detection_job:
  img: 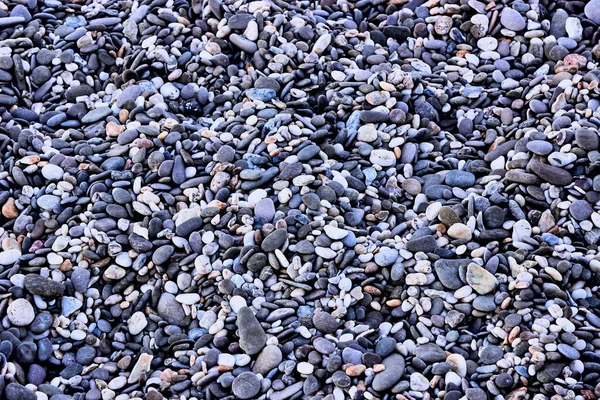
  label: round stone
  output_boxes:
[312,311,338,334]
[42,164,64,180]
[232,372,260,399]
[7,299,35,326]
[569,200,593,221]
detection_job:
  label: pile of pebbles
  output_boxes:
[2,0,600,399]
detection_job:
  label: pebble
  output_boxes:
[128,312,148,335]
[372,354,405,391]
[157,293,185,325]
[232,372,260,399]
[500,8,526,31]
[7,299,35,326]
[312,311,338,334]
[253,345,282,375]
[585,0,600,24]
[5,384,37,400]
[0,249,21,265]
[466,264,497,295]
[237,307,267,355]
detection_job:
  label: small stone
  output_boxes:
[42,164,64,180]
[415,343,446,363]
[128,311,148,335]
[312,33,331,54]
[255,198,276,221]
[473,295,497,312]
[261,229,288,252]
[232,372,261,399]
[314,337,336,354]
[370,150,396,167]
[253,345,282,375]
[297,362,314,374]
[585,0,600,24]
[313,311,338,334]
[445,170,475,188]
[500,8,526,31]
[406,235,438,252]
[374,247,399,266]
[570,200,593,221]
[152,245,174,265]
[357,125,378,142]
[496,373,513,388]
[466,264,497,294]
[448,223,472,240]
[157,293,186,325]
[365,91,390,106]
[246,88,276,101]
[81,107,112,123]
[410,372,430,391]
[62,296,83,317]
[0,249,21,265]
[128,354,153,384]
[298,144,320,161]
[565,17,583,40]
[324,225,348,240]
[71,268,90,292]
[176,293,200,305]
[435,16,453,35]
[7,298,35,326]
[576,129,599,150]
[230,295,247,313]
[479,345,503,364]
[438,207,461,226]
[483,206,505,229]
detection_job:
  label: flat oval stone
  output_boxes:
[372,354,405,391]
[526,140,553,155]
[530,161,573,186]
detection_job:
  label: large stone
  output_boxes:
[415,343,446,363]
[261,229,288,252]
[237,306,267,355]
[434,259,468,289]
[0,249,21,265]
[232,372,261,399]
[530,161,573,186]
[157,293,186,325]
[24,274,65,298]
[370,150,396,167]
[372,354,405,391]
[5,383,37,400]
[253,345,282,375]
[312,311,338,334]
[7,298,35,326]
[500,8,526,31]
[466,264,497,295]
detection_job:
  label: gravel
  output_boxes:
[0,0,600,399]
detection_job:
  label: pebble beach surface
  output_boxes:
[1,0,600,400]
